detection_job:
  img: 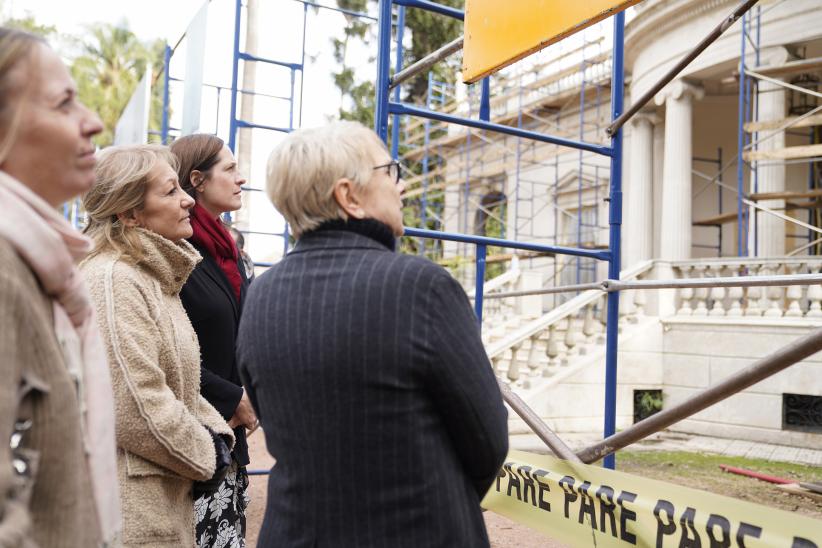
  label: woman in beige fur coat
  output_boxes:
[81,144,235,548]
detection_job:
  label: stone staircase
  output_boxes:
[475,256,822,446]
[480,260,655,392]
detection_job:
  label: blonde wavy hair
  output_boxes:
[83,144,179,261]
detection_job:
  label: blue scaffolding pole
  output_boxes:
[736,6,761,257]
[374,0,626,469]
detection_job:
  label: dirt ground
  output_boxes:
[243,432,819,547]
[617,450,822,520]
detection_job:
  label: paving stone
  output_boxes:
[769,445,801,463]
[744,444,776,461]
[723,439,756,457]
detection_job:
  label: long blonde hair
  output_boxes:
[83,144,179,261]
[0,27,45,165]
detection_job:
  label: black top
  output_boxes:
[237,222,509,547]
[181,240,250,466]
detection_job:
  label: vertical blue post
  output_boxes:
[421,71,432,254]
[289,69,296,130]
[161,44,171,144]
[390,6,406,158]
[298,2,308,127]
[603,11,625,471]
[374,0,393,141]
[718,147,723,256]
[474,244,486,328]
[283,224,290,255]
[227,0,242,153]
[514,76,523,240]
[576,53,587,286]
[736,12,748,257]
[479,77,490,121]
[215,87,222,133]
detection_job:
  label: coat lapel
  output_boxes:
[194,242,241,320]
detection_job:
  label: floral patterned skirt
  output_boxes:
[194,460,250,548]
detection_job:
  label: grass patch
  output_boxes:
[616,450,822,519]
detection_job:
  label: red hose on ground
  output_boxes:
[719,464,794,484]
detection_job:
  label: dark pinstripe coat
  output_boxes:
[237,225,508,547]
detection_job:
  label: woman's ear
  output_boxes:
[117,210,140,228]
[190,170,205,192]
[332,177,365,219]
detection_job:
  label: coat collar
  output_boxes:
[189,239,245,317]
[290,228,394,256]
[135,228,201,295]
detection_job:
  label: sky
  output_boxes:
[5,0,377,261]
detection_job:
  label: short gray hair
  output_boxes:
[265,120,387,238]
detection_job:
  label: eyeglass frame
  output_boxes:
[372,160,403,185]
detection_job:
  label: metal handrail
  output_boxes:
[576,326,822,463]
[485,272,822,300]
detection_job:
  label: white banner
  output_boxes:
[113,64,152,146]
[181,0,209,135]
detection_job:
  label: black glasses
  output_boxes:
[373,160,402,185]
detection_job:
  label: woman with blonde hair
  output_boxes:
[81,144,235,547]
[0,27,119,547]
[237,121,508,547]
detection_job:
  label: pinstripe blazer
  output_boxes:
[237,225,508,547]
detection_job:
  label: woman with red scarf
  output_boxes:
[171,134,256,548]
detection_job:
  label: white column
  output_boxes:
[655,80,704,261]
[756,47,790,257]
[625,112,658,267]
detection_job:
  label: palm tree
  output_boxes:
[71,24,163,147]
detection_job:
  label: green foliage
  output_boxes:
[70,24,165,147]
[402,0,464,101]
[483,202,507,280]
[330,0,374,127]
[1,9,56,38]
[635,390,663,423]
[331,2,464,262]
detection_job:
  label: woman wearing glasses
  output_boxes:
[237,121,508,547]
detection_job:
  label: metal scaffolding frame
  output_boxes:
[374,0,628,470]
[157,0,375,261]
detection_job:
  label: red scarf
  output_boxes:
[190,203,242,301]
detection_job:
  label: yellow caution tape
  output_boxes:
[482,450,821,547]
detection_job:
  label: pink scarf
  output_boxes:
[0,171,120,544]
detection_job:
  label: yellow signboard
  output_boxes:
[482,450,822,547]
[462,0,641,83]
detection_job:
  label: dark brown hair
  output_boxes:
[0,27,46,164]
[169,133,224,198]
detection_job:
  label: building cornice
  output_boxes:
[626,0,735,62]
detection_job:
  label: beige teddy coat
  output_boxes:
[82,229,234,548]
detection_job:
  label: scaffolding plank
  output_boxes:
[693,211,739,226]
[462,0,640,83]
[744,113,822,133]
[750,189,822,201]
[743,143,822,162]
[693,201,822,227]
[749,56,822,79]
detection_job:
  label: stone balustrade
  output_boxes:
[479,256,822,391]
[671,258,822,319]
[485,260,655,386]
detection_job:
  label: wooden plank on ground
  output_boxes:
[776,483,822,502]
[743,143,822,162]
